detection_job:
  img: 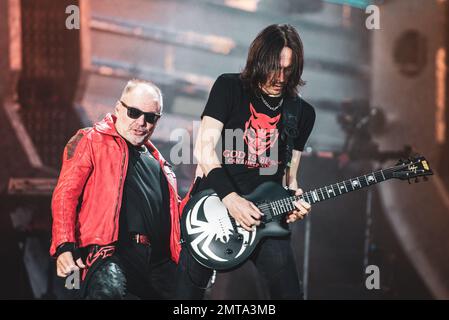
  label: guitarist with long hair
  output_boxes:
[175,24,316,299]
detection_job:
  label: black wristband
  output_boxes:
[207,167,236,200]
[55,242,76,257]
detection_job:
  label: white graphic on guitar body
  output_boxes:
[185,193,256,262]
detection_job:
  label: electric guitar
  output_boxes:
[181,156,433,271]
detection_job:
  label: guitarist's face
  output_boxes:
[260,46,293,96]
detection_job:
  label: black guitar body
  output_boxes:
[181,181,290,270]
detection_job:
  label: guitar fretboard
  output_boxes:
[265,168,393,218]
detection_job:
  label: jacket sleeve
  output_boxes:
[50,129,93,256]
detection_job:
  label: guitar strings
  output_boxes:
[255,168,395,212]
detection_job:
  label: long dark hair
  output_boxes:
[241,24,305,97]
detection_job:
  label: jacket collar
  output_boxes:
[94,113,120,137]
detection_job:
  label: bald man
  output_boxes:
[50,79,181,299]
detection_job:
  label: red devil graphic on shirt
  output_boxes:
[243,104,281,156]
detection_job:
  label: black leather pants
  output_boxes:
[81,242,176,300]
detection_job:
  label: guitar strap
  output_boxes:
[281,95,301,187]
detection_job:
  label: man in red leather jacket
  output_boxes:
[50,79,181,299]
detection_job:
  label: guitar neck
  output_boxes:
[268,168,394,217]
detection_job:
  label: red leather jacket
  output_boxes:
[50,114,181,262]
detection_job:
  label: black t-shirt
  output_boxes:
[199,73,315,195]
[119,143,171,260]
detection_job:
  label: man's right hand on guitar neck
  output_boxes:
[222,192,262,232]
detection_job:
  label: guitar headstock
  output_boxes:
[389,156,433,182]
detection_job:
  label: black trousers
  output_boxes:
[81,241,176,300]
[174,236,303,300]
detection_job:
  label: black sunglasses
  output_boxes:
[119,100,161,124]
